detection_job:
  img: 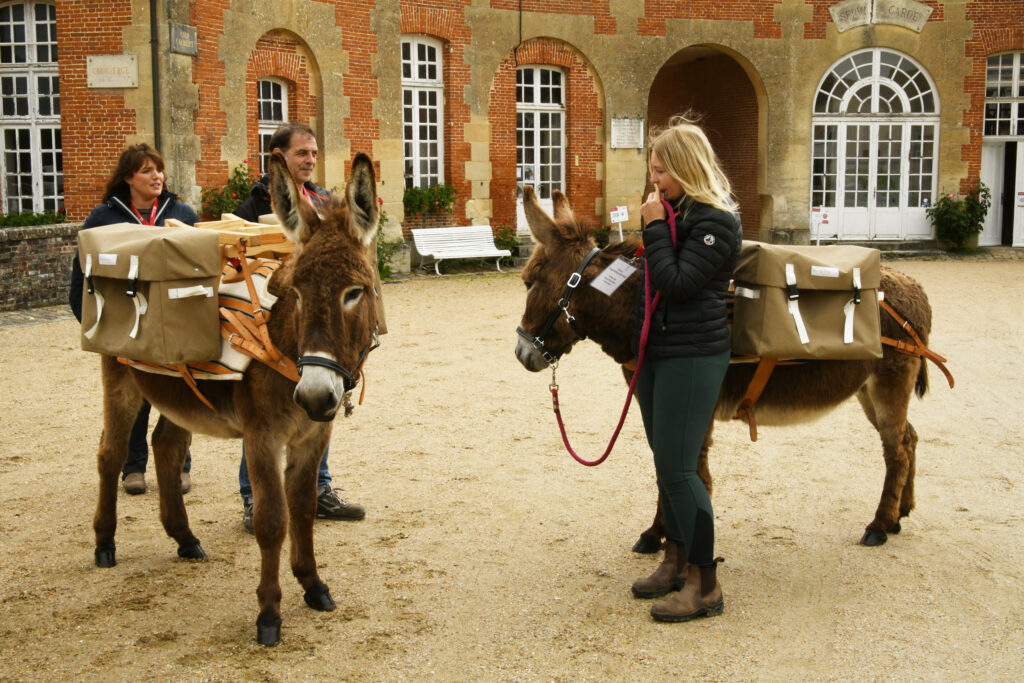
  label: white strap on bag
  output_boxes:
[167,285,214,299]
[843,267,862,344]
[786,263,810,344]
[128,254,148,339]
[82,253,104,340]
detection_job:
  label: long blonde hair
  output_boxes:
[649,113,737,214]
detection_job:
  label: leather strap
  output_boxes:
[170,363,217,412]
[879,299,954,389]
[733,356,778,442]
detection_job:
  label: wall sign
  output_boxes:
[610,118,644,149]
[86,55,138,89]
[170,24,198,56]
[830,0,932,33]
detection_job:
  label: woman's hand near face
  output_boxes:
[641,185,666,225]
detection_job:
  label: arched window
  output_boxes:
[257,78,287,174]
[0,1,60,214]
[401,35,443,189]
[810,49,938,240]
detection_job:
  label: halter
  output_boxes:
[296,328,381,393]
[516,247,601,367]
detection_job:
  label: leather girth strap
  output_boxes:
[879,299,954,389]
[733,356,778,442]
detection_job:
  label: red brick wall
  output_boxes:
[489,0,616,35]
[963,2,1024,191]
[489,39,604,232]
[648,54,761,239]
[638,0,781,39]
[401,2,473,225]
[55,0,137,221]
[191,0,231,194]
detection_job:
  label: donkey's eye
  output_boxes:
[341,286,365,310]
[524,281,533,291]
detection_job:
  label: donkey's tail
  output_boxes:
[915,356,929,399]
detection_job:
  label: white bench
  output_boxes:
[410,225,512,275]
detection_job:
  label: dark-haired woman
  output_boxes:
[69,144,199,495]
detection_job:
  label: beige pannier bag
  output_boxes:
[77,223,222,364]
[731,241,882,360]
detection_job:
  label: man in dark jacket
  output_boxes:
[69,144,198,495]
[232,123,367,533]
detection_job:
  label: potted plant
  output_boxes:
[926,181,991,253]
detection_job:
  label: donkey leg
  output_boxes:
[246,434,288,646]
[856,362,918,546]
[286,432,335,612]
[94,356,143,568]
[151,416,204,560]
[893,421,919,533]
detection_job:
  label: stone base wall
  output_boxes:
[0,224,80,312]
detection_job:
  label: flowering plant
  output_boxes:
[201,161,260,220]
[925,181,991,253]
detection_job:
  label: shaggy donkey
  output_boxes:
[514,186,934,551]
[91,151,380,646]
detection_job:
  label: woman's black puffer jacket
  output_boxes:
[630,198,742,359]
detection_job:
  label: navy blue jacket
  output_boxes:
[68,190,200,321]
[232,174,329,222]
[631,198,742,358]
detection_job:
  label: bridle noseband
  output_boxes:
[517,247,601,367]
[296,328,381,393]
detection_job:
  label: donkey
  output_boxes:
[91,151,380,646]
[514,186,934,551]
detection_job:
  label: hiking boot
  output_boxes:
[242,499,254,534]
[123,472,147,495]
[316,486,366,520]
[631,540,687,598]
[180,471,192,494]
[650,559,724,623]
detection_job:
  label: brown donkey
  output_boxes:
[514,186,934,551]
[91,151,380,646]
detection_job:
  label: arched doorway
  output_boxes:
[648,46,763,239]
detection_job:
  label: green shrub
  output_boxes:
[375,210,405,280]
[926,181,991,253]
[0,210,67,227]
[403,183,456,217]
[201,162,260,219]
[493,225,519,267]
[591,225,610,248]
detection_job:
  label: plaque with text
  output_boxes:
[830,0,870,31]
[610,118,644,149]
[873,0,932,32]
[87,55,138,89]
[170,24,198,56]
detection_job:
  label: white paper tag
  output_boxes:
[810,265,840,278]
[98,253,118,266]
[590,256,638,296]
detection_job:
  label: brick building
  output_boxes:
[4,0,1024,258]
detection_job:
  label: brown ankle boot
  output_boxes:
[631,540,687,598]
[650,558,724,622]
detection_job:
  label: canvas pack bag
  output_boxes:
[731,241,882,360]
[77,223,222,364]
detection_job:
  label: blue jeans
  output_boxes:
[122,400,192,478]
[238,445,331,503]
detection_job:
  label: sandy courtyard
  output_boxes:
[0,258,1022,681]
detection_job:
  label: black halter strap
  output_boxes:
[516,247,601,366]
[296,328,381,391]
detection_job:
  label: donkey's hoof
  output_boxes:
[304,580,336,611]
[859,528,888,546]
[632,535,662,555]
[256,613,282,647]
[177,542,206,560]
[95,546,116,568]
[889,522,902,535]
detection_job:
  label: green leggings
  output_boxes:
[635,351,730,566]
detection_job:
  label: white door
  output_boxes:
[872,124,903,239]
[1015,143,1024,247]
[837,124,871,239]
[836,123,905,240]
[979,141,1004,246]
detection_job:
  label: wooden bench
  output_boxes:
[410,225,512,274]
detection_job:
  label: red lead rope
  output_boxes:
[551,199,676,466]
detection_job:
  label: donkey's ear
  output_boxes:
[346,153,378,247]
[269,151,320,246]
[551,190,575,225]
[522,184,558,247]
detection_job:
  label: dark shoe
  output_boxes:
[316,486,365,520]
[632,540,687,598]
[180,471,192,494]
[242,499,254,534]
[123,472,147,495]
[650,559,724,623]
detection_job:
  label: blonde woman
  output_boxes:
[629,115,742,622]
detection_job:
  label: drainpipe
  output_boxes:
[150,0,162,150]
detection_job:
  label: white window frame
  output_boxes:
[257,78,288,174]
[0,0,60,215]
[515,65,565,234]
[984,52,1024,138]
[401,35,444,189]
[810,48,939,240]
